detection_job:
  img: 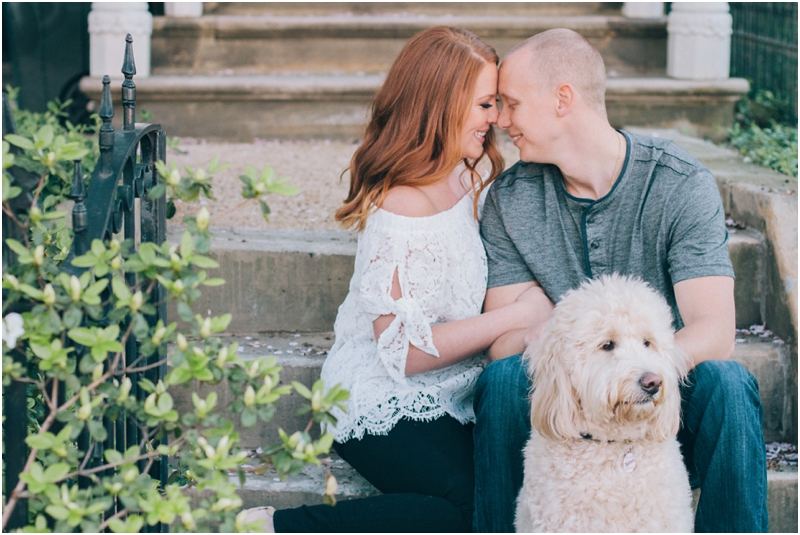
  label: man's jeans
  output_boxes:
[473,355,769,532]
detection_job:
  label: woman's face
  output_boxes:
[460,62,499,160]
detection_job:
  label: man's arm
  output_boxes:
[673,275,736,366]
[484,282,554,361]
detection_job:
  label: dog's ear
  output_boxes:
[527,333,584,440]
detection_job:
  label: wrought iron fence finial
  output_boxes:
[122,34,137,132]
[70,160,88,255]
[99,75,115,173]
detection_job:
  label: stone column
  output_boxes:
[164,2,203,17]
[667,2,732,80]
[89,2,153,79]
[622,2,664,18]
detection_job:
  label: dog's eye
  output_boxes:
[601,341,615,351]
[643,340,651,348]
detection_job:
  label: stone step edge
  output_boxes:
[153,14,666,39]
[232,460,797,499]
[230,461,797,532]
[167,224,761,257]
[80,74,749,101]
[194,330,782,363]
[208,2,624,17]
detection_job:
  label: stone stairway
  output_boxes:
[80,2,747,141]
[166,129,797,532]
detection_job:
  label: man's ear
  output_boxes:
[555,83,574,117]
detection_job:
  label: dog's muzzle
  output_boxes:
[639,373,662,397]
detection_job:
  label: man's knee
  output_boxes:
[690,360,760,403]
[474,355,531,421]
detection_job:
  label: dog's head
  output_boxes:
[525,274,691,442]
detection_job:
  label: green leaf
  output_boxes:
[269,183,301,197]
[104,449,123,464]
[148,183,167,200]
[4,239,29,257]
[36,124,55,146]
[165,366,192,386]
[26,433,56,450]
[87,419,108,442]
[63,306,83,330]
[292,381,312,399]
[67,327,97,347]
[4,134,34,150]
[241,407,257,428]
[190,255,218,269]
[45,504,70,521]
[259,200,271,221]
[42,462,70,483]
[180,230,193,258]
[111,277,131,301]
[177,301,193,323]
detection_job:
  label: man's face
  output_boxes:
[497,51,557,163]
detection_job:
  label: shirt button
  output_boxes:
[590,240,600,250]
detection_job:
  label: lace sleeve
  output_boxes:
[358,227,440,385]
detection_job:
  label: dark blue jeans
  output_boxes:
[472,355,769,532]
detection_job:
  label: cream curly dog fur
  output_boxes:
[515,275,694,532]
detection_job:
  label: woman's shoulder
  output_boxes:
[379,186,439,218]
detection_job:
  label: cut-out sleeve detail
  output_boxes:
[320,193,488,442]
[358,236,440,384]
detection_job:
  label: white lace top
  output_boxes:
[321,191,488,442]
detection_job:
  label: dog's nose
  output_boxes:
[639,373,662,395]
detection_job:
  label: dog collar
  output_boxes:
[580,434,636,472]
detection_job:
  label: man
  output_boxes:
[474,29,768,532]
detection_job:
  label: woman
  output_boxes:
[247,26,551,532]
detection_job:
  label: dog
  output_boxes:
[515,274,694,532]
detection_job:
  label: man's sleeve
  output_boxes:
[666,169,735,284]
[480,184,535,288]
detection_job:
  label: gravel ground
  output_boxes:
[166,137,521,232]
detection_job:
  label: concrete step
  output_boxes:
[151,14,665,76]
[229,452,797,533]
[207,2,622,17]
[79,73,748,141]
[170,332,793,448]
[165,225,765,335]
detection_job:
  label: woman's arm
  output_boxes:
[373,270,552,376]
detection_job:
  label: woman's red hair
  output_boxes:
[335,26,504,231]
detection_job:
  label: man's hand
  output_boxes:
[674,275,736,367]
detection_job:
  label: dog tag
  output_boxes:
[623,450,636,473]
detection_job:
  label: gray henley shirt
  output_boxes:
[480,131,734,330]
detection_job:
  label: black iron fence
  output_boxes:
[2,35,168,531]
[730,2,798,122]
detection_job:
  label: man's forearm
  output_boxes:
[487,328,527,361]
[675,319,735,368]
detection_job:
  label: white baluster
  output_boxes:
[667,2,732,80]
[89,2,152,79]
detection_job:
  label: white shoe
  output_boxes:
[243,506,276,533]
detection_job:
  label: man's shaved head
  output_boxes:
[505,29,607,114]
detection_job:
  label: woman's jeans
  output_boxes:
[472,355,769,532]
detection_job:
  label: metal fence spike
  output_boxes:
[122,35,137,131]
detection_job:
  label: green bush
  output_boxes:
[728,90,798,179]
[2,91,346,532]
